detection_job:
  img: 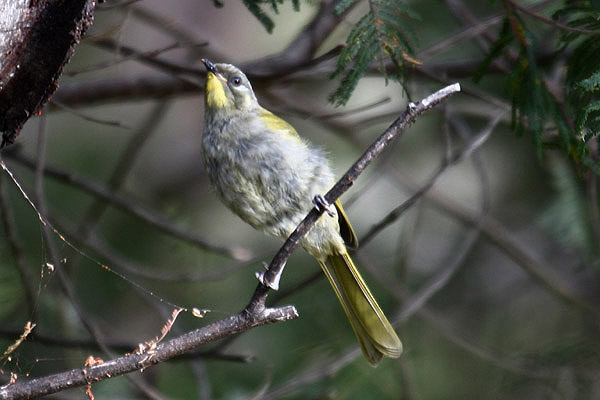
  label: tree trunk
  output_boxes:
[0,0,96,147]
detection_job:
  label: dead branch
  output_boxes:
[0,83,460,400]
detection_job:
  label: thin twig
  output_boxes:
[3,151,247,260]
[397,109,493,321]
[261,349,360,400]
[50,99,130,128]
[74,101,169,237]
[92,38,205,78]
[361,110,503,246]
[245,1,353,76]
[66,42,205,76]
[0,305,298,400]
[421,0,504,60]
[53,219,262,282]
[0,84,460,400]
[505,0,600,35]
[53,74,199,107]
[393,169,600,321]
[256,83,461,291]
[129,4,204,49]
[32,114,166,400]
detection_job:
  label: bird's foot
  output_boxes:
[313,194,335,217]
[255,261,284,290]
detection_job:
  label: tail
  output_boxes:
[319,253,402,365]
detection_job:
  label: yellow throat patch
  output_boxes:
[206,72,229,109]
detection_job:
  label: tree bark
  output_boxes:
[0,0,96,147]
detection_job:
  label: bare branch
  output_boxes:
[90,37,205,77]
[3,151,247,260]
[258,83,461,290]
[504,0,600,35]
[0,305,298,400]
[53,74,198,107]
[0,84,460,399]
[361,110,503,246]
[394,169,600,321]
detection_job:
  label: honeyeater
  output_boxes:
[201,59,402,365]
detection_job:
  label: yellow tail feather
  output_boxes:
[319,253,402,365]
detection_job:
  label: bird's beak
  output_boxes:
[201,58,217,74]
[202,59,226,83]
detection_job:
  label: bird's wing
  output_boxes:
[258,108,300,138]
[335,200,358,249]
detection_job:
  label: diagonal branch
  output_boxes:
[257,83,461,290]
[0,305,297,400]
[0,83,460,400]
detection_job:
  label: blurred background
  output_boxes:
[1,0,599,399]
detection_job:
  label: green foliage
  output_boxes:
[214,0,301,33]
[474,9,571,159]
[328,0,420,106]
[475,1,600,171]
[212,0,600,172]
[555,1,600,154]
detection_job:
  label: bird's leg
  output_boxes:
[313,194,336,217]
[255,261,285,291]
[255,194,334,291]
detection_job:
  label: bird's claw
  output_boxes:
[255,261,283,290]
[313,194,336,217]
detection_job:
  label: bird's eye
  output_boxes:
[231,76,242,87]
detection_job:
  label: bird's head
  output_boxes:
[202,59,258,112]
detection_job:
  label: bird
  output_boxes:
[200,58,402,365]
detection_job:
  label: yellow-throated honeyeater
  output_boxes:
[201,59,402,365]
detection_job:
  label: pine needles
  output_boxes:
[329,0,420,106]
[220,0,600,174]
[213,0,300,33]
[558,0,600,154]
[474,0,600,170]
